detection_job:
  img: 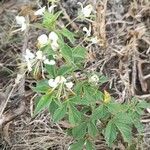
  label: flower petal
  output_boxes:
[34,6,46,16]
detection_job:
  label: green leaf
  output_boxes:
[137,101,150,109]
[34,94,52,115]
[115,122,132,143]
[88,121,98,137]
[99,75,108,85]
[57,65,74,76]
[69,140,85,150]
[45,65,56,77]
[107,103,123,114]
[68,103,81,125]
[105,120,118,146]
[32,80,49,93]
[60,43,73,63]
[114,112,132,124]
[86,140,96,150]
[72,122,87,139]
[92,105,110,121]
[49,99,59,115]
[53,103,67,122]
[73,46,86,63]
[60,27,76,44]
[43,11,61,30]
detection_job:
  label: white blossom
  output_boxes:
[15,16,27,31]
[89,74,99,84]
[36,51,45,60]
[44,59,56,65]
[15,74,23,84]
[49,32,59,42]
[83,26,91,37]
[25,49,35,60]
[48,4,57,13]
[34,6,46,16]
[37,34,48,47]
[49,32,59,50]
[78,2,93,18]
[90,36,99,44]
[48,79,58,88]
[65,82,74,89]
[55,76,66,84]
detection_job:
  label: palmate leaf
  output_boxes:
[34,94,52,115]
[105,120,118,146]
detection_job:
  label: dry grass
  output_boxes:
[0,0,150,149]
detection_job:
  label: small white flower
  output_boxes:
[15,74,23,84]
[78,3,93,18]
[49,32,59,50]
[44,59,56,65]
[90,36,99,44]
[49,32,59,42]
[83,26,91,37]
[48,4,57,13]
[48,79,58,88]
[55,76,66,84]
[51,41,59,51]
[34,6,46,16]
[89,74,99,83]
[65,82,74,89]
[36,51,45,60]
[37,34,48,47]
[15,16,27,31]
[25,49,35,60]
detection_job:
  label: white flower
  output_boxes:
[36,51,46,60]
[83,26,91,37]
[78,3,93,18]
[89,74,99,83]
[49,32,59,42]
[90,36,99,44]
[48,76,66,88]
[55,76,66,84]
[37,34,48,47]
[34,6,46,16]
[49,32,59,50]
[48,79,58,88]
[65,82,74,89]
[15,16,27,31]
[48,4,57,13]
[51,41,59,51]
[25,49,35,60]
[44,59,56,65]
[15,74,23,84]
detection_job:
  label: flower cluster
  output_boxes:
[48,76,73,89]
[24,49,55,72]
[37,32,59,50]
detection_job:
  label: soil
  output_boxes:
[0,0,150,149]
